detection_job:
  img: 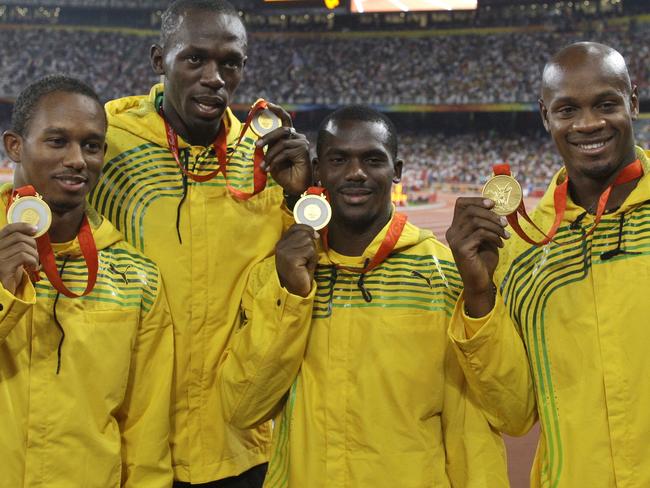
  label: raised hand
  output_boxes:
[257,102,311,196]
[0,223,39,295]
[446,197,509,317]
[275,224,318,298]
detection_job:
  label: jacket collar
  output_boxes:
[535,146,650,222]
[318,208,431,268]
[105,83,241,150]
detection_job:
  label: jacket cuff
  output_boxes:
[271,270,316,320]
[449,290,500,352]
[0,271,36,339]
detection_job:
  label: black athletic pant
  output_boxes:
[173,463,267,488]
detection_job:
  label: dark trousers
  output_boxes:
[173,463,267,488]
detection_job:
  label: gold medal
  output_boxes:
[251,108,281,137]
[482,174,523,216]
[293,192,332,230]
[7,193,52,237]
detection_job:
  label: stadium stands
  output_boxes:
[0,10,647,199]
[0,23,647,104]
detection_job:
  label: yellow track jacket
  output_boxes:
[450,147,650,488]
[219,217,510,487]
[0,186,174,487]
[90,84,286,482]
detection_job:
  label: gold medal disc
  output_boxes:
[7,194,52,237]
[293,193,332,230]
[251,109,281,137]
[482,174,523,216]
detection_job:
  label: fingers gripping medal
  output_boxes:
[481,174,523,216]
[293,187,332,231]
[7,192,52,237]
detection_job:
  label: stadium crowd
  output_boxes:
[0,23,647,105]
[0,20,647,197]
[3,121,649,193]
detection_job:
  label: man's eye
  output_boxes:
[557,106,576,116]
[187,55,201,64]
[47,138,65,146]
[222,60,242,70]
[85,142,102,153]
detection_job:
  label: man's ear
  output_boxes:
[393,159,403,183]
[150,44,165,76]
[630,84,639,121]
[3,130,23,163]
[539,98,550,133]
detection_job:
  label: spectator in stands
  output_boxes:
[0,24,647,105]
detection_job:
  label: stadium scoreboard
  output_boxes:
[262,0,478,12]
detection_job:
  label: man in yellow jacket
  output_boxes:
[89,1,311,486]
[219,106,518,487]
[446,42,650,487]
[0,75,174,487]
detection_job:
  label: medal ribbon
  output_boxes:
[494,159,643,246]
[303,186,330,198]
[161,99,269,200]
[321,211,408,274]
[7,186,98,298]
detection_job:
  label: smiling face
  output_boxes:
[151,9,247,144]
[539,45,639,183]
[314,118,402,230]
[4,91,106,212]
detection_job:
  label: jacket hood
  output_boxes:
[105,83,241,149]
[318,209,431,268]
[1,183,123,257]
[535,146,650,223]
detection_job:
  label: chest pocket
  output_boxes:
[66,310,139,403]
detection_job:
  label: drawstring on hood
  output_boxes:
[175,148,189,244]
[356,259,373,303]
[52,256,70,374]
[601,212,640,261]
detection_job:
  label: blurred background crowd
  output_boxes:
[0,0,647,201]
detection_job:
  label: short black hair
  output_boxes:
[316,105,398,159]
[161,0,243,45]
[11,74,104,136]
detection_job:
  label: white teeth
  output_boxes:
[578,142,606,150]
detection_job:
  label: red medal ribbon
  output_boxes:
[494,159,643,246]
[7,185,98,298]
[322,211,408,274]
[303,185,330,198]
[161,99,269,200]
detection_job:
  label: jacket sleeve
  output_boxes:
[442,338,510,488]
[117,274,174,488]
[448,290,537,437]
[0,271,36,344]
[219,256,315,430]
